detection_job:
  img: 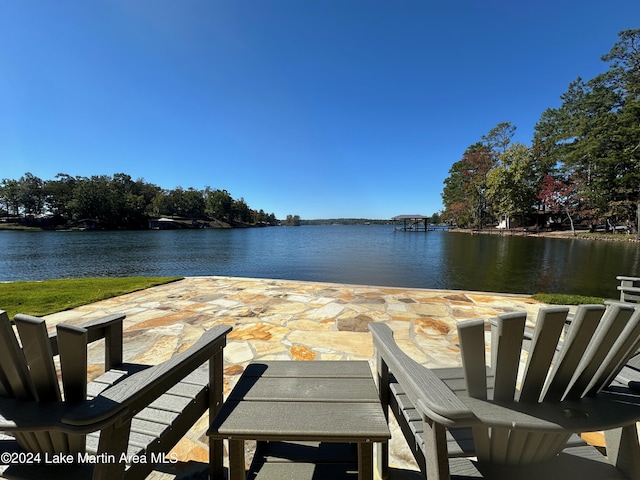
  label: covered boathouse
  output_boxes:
[392,215,430,232]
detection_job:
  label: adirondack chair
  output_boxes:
[0,310,232,480]
[370,304,640,479]
[616,275,640,303]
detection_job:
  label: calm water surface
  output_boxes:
[1,226,638,298]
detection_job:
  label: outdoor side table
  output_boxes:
[208,360,391,480]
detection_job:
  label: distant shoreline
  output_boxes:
[2,222,638,242]
[448,228,640,242]
[0,217,265,232]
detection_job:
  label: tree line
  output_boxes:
[0,172,279,229]
[441,28,640,235]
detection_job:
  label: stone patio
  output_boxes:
[31,276,561,479]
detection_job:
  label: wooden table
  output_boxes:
[208,360,391,480]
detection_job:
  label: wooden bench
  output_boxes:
[209,360,390,480]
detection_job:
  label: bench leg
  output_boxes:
[209,438,224,479]
[229,439,246,480]
[376,354,390,479]
[210,352,225,479]
[358,442,374,480]
[376,441,389,480]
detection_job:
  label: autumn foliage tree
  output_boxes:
[441,143,495,227]
[537,174,579,235]
[443,28,640,233]
[533,28,640,231]
[486,142,537,229]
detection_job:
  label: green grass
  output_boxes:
[0,224,42,231]
[0,276,183,320]
[532,293,605,305]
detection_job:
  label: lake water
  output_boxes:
[1,225,638,298]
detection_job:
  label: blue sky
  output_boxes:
[2,1,639,220]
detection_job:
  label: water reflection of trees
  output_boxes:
[441,233,637,297]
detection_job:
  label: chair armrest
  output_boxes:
[617,276,640,282]
[79,313,126,343]
[460,392,640,433]
[44,313,126,360]
[80,313,125,368]
[369,323,476,426]
[62,324,232,428]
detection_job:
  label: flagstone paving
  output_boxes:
[39,276,562,479]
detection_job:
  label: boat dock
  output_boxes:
[392,214,432,232]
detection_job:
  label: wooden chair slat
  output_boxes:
[491,312,525,402]
[471,425,490,462]
[542,305,605,401]
[503,430,530,464]
[14,315,61,403]
[0,311,35,400]
[566,304,635,399]
[488,428,509,463]
[586,307,640,395]
[457,319,487,400]
[518,308,568,402]
[57,324,89,403]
